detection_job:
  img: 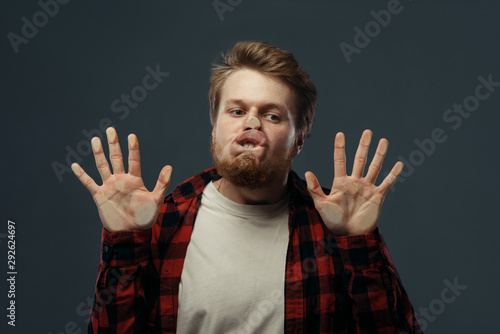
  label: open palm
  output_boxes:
[71,127,172,232]
[305,130,403,236]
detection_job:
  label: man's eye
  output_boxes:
[265,114,280,122]
[231,109,244,116]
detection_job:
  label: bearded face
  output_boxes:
[210,69,304,190]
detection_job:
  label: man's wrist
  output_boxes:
[334,227,386,271]
[101,227,152,266]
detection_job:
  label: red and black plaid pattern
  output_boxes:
[89,167,422,333]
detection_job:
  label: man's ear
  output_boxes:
[212,127,216,139]
[295,132,306,156]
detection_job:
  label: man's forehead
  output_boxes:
[219,69,296,113]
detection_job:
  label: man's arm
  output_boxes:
[306,129,421,331]
[71,127,172,333]
[336,229,421,333]
[89,228,159,333]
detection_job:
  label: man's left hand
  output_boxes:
[305,129,403,236]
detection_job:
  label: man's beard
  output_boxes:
[210,138,296,189]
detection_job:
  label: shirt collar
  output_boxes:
[170,167,315,206]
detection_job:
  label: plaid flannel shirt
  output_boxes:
[89,167,422,333]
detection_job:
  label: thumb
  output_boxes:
[305,171,326,202]
[153,165,173,202]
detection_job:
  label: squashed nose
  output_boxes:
[246,116,260,128]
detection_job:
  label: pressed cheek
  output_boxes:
[275,123,296,149]
[214,119,234,150]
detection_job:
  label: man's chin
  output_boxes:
[215,154,274,189]
[210,140,294,189]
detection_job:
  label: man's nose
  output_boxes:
[245,114,261,129]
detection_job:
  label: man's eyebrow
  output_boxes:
[225,99,246,106]
[224,99,287,112]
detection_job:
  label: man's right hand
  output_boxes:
[71,127,172,232]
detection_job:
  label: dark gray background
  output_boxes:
[1,0,499,333]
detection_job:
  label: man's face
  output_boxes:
[211,68,304,188]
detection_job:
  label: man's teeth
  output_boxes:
[242,143,255,148]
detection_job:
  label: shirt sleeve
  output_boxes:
[88,227,159,333]
[335,228,423,333]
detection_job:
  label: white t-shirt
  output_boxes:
[177,181,290,334]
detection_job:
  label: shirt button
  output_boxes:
[104,245,109,252]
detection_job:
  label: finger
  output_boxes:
[365,138,388,184]
[378,161,404,195]
[106,127,125,174]
[305,171,327,202]
[351,129,372,178]
[91,137,112,182]
[333,132,347,178]
[153,165,173,202]
[128,134,141,177]
[71,163,99,195]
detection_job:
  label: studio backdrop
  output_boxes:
[1,0,499,333]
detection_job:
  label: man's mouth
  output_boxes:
[235,130,267,149]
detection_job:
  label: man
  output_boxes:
[72,41,422,333]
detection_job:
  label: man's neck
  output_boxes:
[212,173,289,205]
